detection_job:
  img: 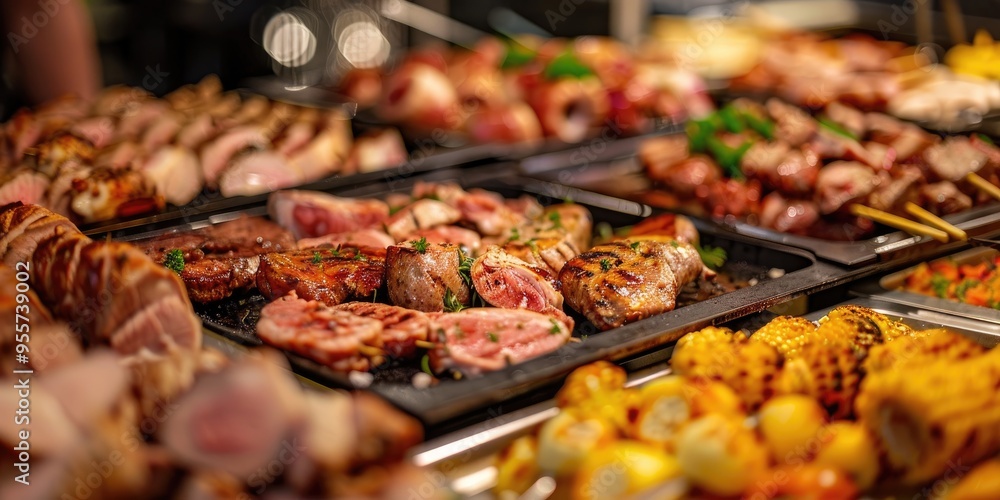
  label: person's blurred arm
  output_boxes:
[2,0,101,103]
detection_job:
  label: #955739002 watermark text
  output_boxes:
[11,261,34,485]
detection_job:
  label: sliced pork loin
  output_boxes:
[256,246,385,306]
[335,302,429,358]
[200,125,270,187]
[385,242,469,312]
[0,168,49,206]
[0,202,77,268]
[287,113,353,183]
[502,235,580,275]
[257,292,384,372]
[32,236,203,356]
[268,189,389,239]
[411,181,526,236]
[140,144,203,206]
[298,228,395,250]
[559,239,704,330]
[384,198,462,241]
[218,149,304,198]
[471,245,564,315]
[428,308,571,375]
[343,127,407,174]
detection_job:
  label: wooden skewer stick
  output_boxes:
[904,202,968,241]
[849,204,949,243]
[967,172,1000,202]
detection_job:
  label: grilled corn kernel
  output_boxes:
[777,342,861,419]
[751,315,818,358]
[816,305,914,354]
[856,351,1000,485]
[757,395,827,463]
[536,410,618,476]
[947,458,1000,500]
[494,435,540,496]
[571,441,685,500]
[672,327,748,372]
[673,337,782,411]
[813,422,879,490]
[556,361,627,409]
[627,377,743,449]
[863,328,986,374]
[675,414,770,497]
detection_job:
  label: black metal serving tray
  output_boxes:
[120,166,821,426]
[518,134,1000,267]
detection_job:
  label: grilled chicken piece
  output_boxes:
[385,242,469,312]
[614,213,700,245]
[139,145,203,206]
[559,239,704,330]
[384,199,462,241]
[335,302,429,358]
[298,229,395,250]
[256,246,385,306]
[766,98,817,147]
[257,292,384,372]
[455,188,526,237]
[0,203,76,267]
[471,246,563,313]
[343,128,407,174]
[502,235,580,275]
[268,190,389,239]
[410,225,482,255]
[219,149,303,198]
[287,113,353,183]
[33,132,96,177]
[428,308,571,375]
[69,167,165,223]
[70,116,115,149]
[919,181,973,215]
[759,192,821,234]
[0,168,49,207]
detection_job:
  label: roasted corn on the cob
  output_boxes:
[947,458,1000,500]
[815,305,913,355]
[814,422,880,490]
[863,328,986,374]
[673,339,783,411]
[757,395,827,462]
[856,350,1000,484]
[750,315,817,358]
[571,441,685,500]
[675,414,770,497]
[494,435,541,496]
[778,342,861,419]
[626,377,743,449]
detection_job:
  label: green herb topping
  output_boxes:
[164,249,185,275]
[411,237,429,254]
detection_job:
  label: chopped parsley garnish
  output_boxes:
[506,227,521,243]
[695,243,727,270]
[486,332,499,343]
[977,133,995,145]
[526,238,538,252]
[164,249,185,274]
[562,195,574,204]
[411,237,429,254]
[443,288,465,313]
[930,273,950,298]
[353,252,368,262]
[600,258,613,272]
[818,117,859,141]
[630,241,641,251]
[312,251,322,264]
[669,240,680,248]
[330,245,342,257]
[547,211,563,230]
[549,319,562,335]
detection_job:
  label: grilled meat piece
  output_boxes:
[759,192,821,234]
[559,239,703,330]
[823,102,866,139]
[137,216,296,260]
[919,181,973,215]
[384,199,461,241]
[0,202,77,268]
[298,229,395,250]
[766,98,817,147]
[69,167,165,223]
[647,155,724,198]
[268,190,389,239]
[616,213,700,245]
[257,246,385,306]
[31,230,202,356]
[923,136,989,182]
[385,242,469,312]
[471,245,563,313]
[139,145,203,206]
[868,167,922,213]
[176,256,260,303]
[219,149,303,198]
[0,168,49,207]
[503,235,580,274]
[742,145,820,196]
[200,125,269,187]
[815,161,880,214]
[257,292,384,372]
[335,302,429,358]
[428,308,571,375]
[33,132,96,177]
[409,225,482,255]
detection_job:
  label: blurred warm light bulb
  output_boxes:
[263,11,317,68]
[338,21,390,68]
